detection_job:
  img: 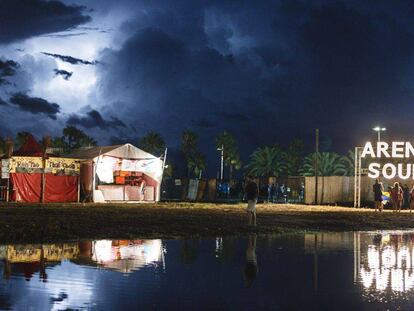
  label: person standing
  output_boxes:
[373,179,384,212]
[245,175,258,226]
[391,182,403,213]
[267,182,272,203]
[410,186,414,213]
[404,184,410,209]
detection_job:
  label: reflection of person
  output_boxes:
[244,235,258,288]
[245,175,258,226]
[391,182,403,213]
[373,178,384,212]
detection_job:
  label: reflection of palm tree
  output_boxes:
[180,240,198,264]
[243,235,258,288]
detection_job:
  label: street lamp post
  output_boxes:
[373,126,386,142]
[217,144,224,181]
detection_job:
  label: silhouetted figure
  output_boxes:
[404,184,410,208]
[373,178,384,212]
[391,182,403,213]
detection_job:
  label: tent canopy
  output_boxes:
[68,143,164,184]
[67,144,158,160]
[14,135,43,157]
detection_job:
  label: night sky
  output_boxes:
[1,0,414,166]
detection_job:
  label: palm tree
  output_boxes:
[216,131,241,179]
[300,152,345,203]
[187,151,206,178]
[338,150,355,176]
[246,146,286,177]
[285,139,304,176]
[181,130,206,178]
[0,136,6,154]
[301,152,344,176]
[138,131,166,156]
[62,126,96,151]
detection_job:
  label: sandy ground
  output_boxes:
[0,202,413,243]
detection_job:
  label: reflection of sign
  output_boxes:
[9,157,42,173]
[1,159,9,179]
[361,142,414,179]
[45,157,80,173]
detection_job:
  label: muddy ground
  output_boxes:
[0,202,413,243]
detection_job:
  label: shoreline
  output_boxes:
[0,202,414,244]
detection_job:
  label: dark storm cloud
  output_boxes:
[53,69,73,80]
[0,97,7,106]
[0,59,19,85]
[96,0,414,157]
[9,93,60,120]
[42,52,98,65]
[67,110,126,129]
[191,118,216,128]
[0,0,91,43]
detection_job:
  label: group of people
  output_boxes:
[373,179,414,212]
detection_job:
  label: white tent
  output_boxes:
[69,144,164,202]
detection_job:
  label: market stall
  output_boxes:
[69,144,163,202]
[2,135,80,203]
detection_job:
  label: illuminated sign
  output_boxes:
[361,142,414,179]
[9,157,42,173]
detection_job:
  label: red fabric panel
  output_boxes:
[45,174,78,203]
[10,173,42,202]
[13,135,44,156]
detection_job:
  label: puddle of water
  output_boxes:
[0,232,413,310]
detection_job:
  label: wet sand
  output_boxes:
[0,202,413,243]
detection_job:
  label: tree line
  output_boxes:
[0,127,356,178]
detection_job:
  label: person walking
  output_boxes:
[245,175,258,226]
[391,182,403,213]
[373,179,384,212]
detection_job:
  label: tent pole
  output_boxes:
[41,157,45,203]
[77,175,81,203]
[5,177,10,202]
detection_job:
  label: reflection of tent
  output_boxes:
[69,144,163,202]
[91,239,163,273]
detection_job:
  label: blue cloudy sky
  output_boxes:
[1,0,414,161]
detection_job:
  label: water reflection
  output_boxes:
[243,235,258,288]
[1,233,414,309]
[358,232,414,300]
[0,240,163,280]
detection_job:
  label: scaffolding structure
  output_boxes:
[354,147,363,208]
